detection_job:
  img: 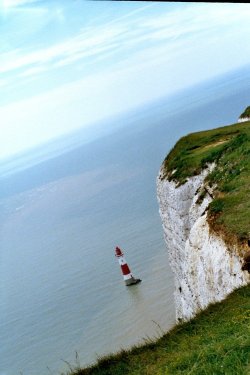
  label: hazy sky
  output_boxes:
[1,1,250,160]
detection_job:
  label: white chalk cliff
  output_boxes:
[157,165,250,322]
[238,117,250,123]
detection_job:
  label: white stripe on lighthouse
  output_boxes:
[123,273,133,280]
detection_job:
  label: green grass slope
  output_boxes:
[65,285,250,375]
[161,121,250,249]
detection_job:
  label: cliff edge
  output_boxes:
[157,119,250,322]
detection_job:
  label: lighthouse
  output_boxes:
[115,246,141,286]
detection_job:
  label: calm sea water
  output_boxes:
[1,67,250,375]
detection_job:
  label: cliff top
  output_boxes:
[161,119,250,246]
[239,106,250,119]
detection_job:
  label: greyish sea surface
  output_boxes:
[1,66,250,375]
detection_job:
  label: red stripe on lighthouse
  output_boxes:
[121,263,131,275]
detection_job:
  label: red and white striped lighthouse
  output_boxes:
[115,246,141,286]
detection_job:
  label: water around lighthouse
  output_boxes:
[1,67,250,375]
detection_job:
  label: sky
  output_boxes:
[1,0,250,160]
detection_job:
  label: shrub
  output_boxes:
[209,198,225,214]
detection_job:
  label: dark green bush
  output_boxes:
[209,198,225,214]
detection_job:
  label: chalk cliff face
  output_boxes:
[238,117,250,123]
[157,165,250,322]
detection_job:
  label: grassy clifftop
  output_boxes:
[66,285,250,375]
[161,121,250,249]
[239,106,250,119]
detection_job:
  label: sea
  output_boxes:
[1,66,250,375]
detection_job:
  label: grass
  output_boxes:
[63,284,250,375]
[161,121,250,247]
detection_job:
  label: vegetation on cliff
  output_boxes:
[161,120,250,248]
[239,106,250,119]
[65,285,250,375]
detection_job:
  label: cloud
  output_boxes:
[0,79,8,88]
[2,3,250,94]
[2,0,39,8]
[1,0,42,18]
[0,24,126,76]
[19,65,48,78]
[1,3,152,78]
[2,2,250,81]
[1,2,250,160]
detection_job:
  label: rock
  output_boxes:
[157,165,249,322]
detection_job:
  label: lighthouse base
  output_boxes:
[125,277,142,286]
